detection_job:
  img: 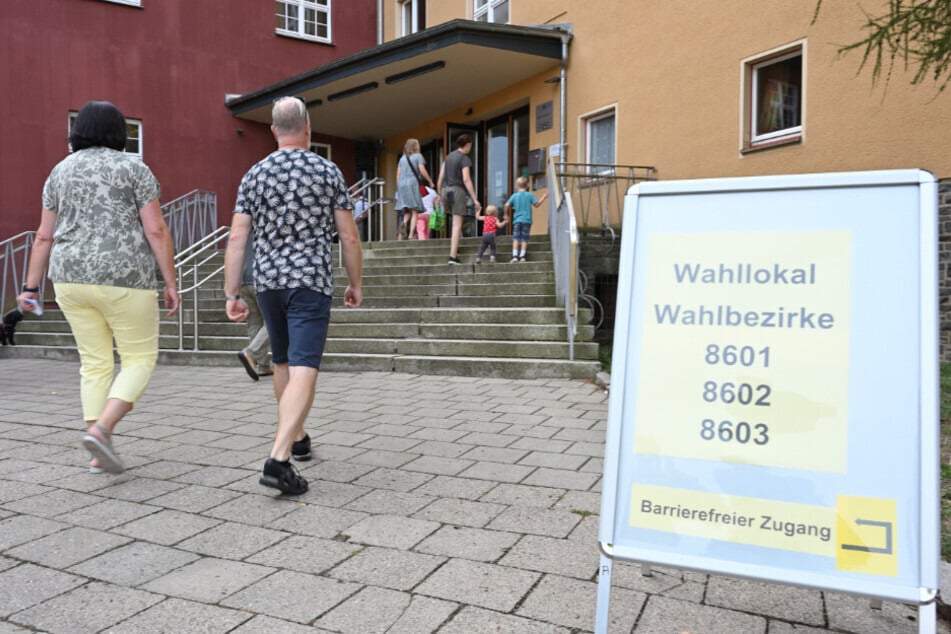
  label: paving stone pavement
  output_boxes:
[0,358,946,633]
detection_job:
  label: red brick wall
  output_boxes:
[0,0,376,237]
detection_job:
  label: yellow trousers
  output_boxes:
[55,283,159,421]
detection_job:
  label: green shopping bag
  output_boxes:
[429,204,445,232]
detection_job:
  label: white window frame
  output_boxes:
[100,0,142,6]
[310,142,331,160]
[473,0,509,24]
[742,41,805,149]
[399,0,420,36]
[68,112,143,159]
[580,107,617,171]
[276,0,332,44]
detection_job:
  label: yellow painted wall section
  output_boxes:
[380,0,950,218]
[560,0,950,178]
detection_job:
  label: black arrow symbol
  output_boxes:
[840,519,893,554]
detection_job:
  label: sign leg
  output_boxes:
[919,602,936,634]
[595,553,613,634]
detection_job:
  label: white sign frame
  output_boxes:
[596,170,939,630]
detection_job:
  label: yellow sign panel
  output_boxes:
[633,231,852,473]
[632,485,897,576]
[631,484,836,557]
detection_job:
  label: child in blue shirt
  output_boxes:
[503,176,548,262]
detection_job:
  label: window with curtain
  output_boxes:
[276,0,331,43]
[586,110,616,166]
[747,45,803,147]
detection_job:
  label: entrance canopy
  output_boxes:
[226,20,567,140]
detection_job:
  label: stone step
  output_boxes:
[4,235,602,379]
[0,345,601,380]
[326,337,599,360]
[13,321,593,346]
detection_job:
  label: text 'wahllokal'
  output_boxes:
[673,262,817,285]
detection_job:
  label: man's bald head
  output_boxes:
[271,96,310,136]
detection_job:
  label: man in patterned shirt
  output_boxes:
[224,96,363,495]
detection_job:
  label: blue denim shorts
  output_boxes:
[256,288,332,369]
[512,222,531,242]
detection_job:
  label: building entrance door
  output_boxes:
[445,123,482,236]
[485,108,529,233]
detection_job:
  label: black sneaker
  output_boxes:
[260,458,308,494]
[448,256,461,265]
[291,434,312,461]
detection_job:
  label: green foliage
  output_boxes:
[814,0,951,92]
[599,342,612,373]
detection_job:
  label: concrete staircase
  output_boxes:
[1,235,602,379]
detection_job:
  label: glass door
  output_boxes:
[486,118,510,212]
[485,108,529,234]
[445,123,482,236]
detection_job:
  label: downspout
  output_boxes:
[377,0,384,44]
[559,30,569,161]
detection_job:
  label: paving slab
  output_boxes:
[0,515,69,550]
[175,521,288,559]
[328,545,444,590]
[268,503,368,538]
[705,575,826,626]
[9,581,163,634]
[106,596,253,633]
[67,541,198,586]
[414,558,539,612]
[633,594,767,634]
[4,526,131,569]
[228,615,316,634]
[245,534,356,574]
[414,525,520,562]
[0,563,85,618]
[345,514,440,549]
[440,605,573,633]
[516,573,644,632]
[112,508,222,546]
[220,569,360,624]
[314,586,426,632]
[141,558,275,604]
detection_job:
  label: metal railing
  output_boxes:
[548,161,657,357]
[0,231,44,314]
[0,191,218,316]
[162,190,218,253]
[349,177,388,243]
[172,226,230,351]
[555,162,657,244]
[547,156,580,360]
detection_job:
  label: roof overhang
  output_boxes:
[226,19,568,141]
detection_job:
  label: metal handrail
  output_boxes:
[162,190,218,253]
[349,177,388,242]
[0,231,43,314]
[173,226,230,351]
[0,190,219,314]
[547,157,580,360]
[555,162,656,242]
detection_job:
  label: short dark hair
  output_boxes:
[69,101,127,152]
[455,133,471,149]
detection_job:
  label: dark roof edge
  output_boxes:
[226,19,571,116]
